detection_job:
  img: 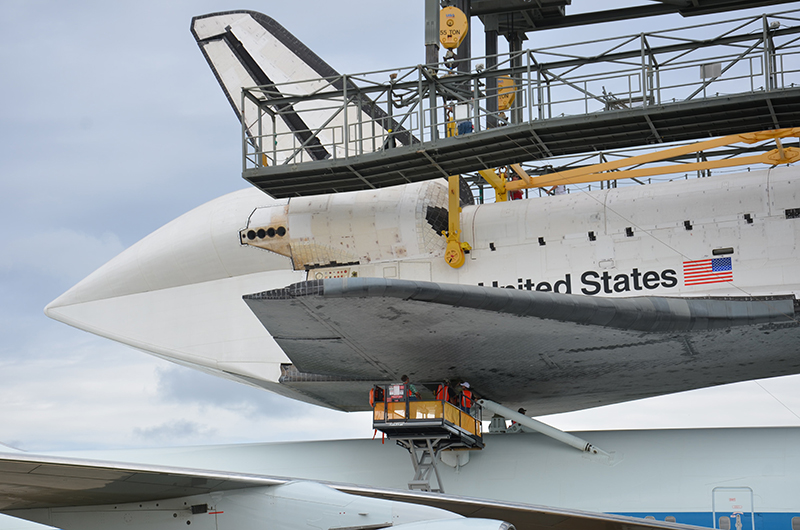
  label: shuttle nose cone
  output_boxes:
[45,187,303,386]
[46,188,287,312]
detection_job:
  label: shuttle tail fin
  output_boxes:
[191,11,414,165]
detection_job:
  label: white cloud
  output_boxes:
[133,420,218,443]
[0,228,124,284]
[0,335,373,451]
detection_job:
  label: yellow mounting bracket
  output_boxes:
[478,168,508,201]
[506,127,800,191]
[445,175,467,268]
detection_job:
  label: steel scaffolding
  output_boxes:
[241,9,800,198]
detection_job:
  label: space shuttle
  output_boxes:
[44,10,800,416]
[5,8,800,530]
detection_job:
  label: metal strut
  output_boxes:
[401,438,446,493]
[479,399,610,457]
[506,127,800,191]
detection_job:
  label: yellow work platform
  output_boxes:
[372,385,483,450]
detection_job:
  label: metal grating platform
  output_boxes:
[244,88,800,197]
[240,8,800,198]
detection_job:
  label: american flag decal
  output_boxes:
[683,257,733,286]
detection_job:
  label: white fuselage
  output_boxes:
[44,166,800,404]
[44,426,800,530]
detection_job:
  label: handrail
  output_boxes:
[372,384,482,440]
[242,9,800,170]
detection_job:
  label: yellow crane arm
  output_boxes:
[507,128,800,190]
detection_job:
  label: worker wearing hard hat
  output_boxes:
[435,379,452,402]
[459,382,474,412]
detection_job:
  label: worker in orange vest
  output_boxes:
[435,380,451,402]
[459,382,473,412]
[369,385,384,407]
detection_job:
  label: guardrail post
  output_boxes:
[536,68,543,120]
[418,67,425,141]
[241,89,248,171]
[429,75,438,142]
[257,99,263,167]
[763,15,779,91]
[343,74,348,159]
[763,15,771,91]
[473,73,480,133]
[357,85,363,155]
[526,50,533,122]
[640,33,648,108]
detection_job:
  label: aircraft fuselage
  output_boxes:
[45,166,800,411]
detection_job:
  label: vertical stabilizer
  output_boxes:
[191,11,414,166]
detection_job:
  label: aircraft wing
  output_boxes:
[243,278,800,413]
[0,451,283,510]
[0,452,702,530]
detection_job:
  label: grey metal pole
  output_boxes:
[509,32,524,125]
[478,399,609,456]
[425,0,440,66]
[424,0,440,142]
[485,29,498,128]
[455,0,471,74]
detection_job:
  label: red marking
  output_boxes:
[209,511,224,515]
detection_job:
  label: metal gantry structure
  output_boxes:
[240,8,800,199]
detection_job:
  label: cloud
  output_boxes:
[133,420,217,443]
[0,228,124,285]
[154,366,307,419]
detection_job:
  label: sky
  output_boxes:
[1,0,800,455]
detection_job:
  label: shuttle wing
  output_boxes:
[0,452,702,530]
[243,278,800,413]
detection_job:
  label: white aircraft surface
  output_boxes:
[4,6,800,530]
[1,426,799,530]
[43,10,800,415]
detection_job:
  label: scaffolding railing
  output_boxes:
[242,9,800,171]
[371,383,482,447]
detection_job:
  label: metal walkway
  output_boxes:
[241,9,800,198]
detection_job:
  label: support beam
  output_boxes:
[478,168,507,201]
[506,127,800,190]
[485,28,499,129]
[444,175,466,268]
[404,439,445,493]
[455,0,471,74]
[509,163,532,185]
[424,0,440,66]
[507,32,525,125]
[479,399,609,456]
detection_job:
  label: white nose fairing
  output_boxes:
[45,187,303,392]
[44,181,450,406]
